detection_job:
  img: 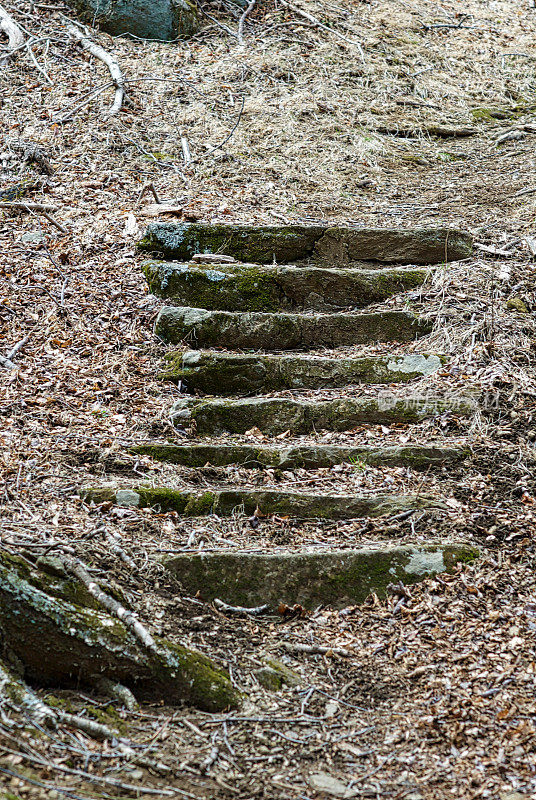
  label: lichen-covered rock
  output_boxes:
[138,223,472,264]
[67,0,199,40]
[82,484,446,519]
[162,545,479,608]
[170,394,475,435]
[161,350,443,394]
[142,260,427,312]
[155,306,431,349]
[255,658,301,691]
[0,551,238,711]
[130,441,467,470]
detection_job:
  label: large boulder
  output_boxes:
[68,0,199,40]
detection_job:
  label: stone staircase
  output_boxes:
[85,223,478,609]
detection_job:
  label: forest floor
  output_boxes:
[2,0,536,797]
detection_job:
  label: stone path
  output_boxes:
[86,223,478,607]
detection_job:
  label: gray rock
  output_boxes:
[170,394,475,435]
[68,0,199,40]
[163,545,478,608]
[255,658,301,691]
[142,260,428,312]
[130,441,467,470]
[161,350,443,394]
[21,231,46,244]
[138,223,472,264]
[155,306,431,349]
[82,484,446,520]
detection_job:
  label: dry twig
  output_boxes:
[62,18,125,117]
[238,0,256,45]
[61,556,158,653]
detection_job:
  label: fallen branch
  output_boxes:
[63,18,124,117]
[40,210,67,232]
[283,642,352,657]
[238,0,256,45]
[0,354,16,371]
[95,519,137,570]
[136,180,161,206]
[0,201,66,232]
[279,0,365,62]
[0,201,58,211]
[214,598,270,616]
[61,555,158,653]
[0,4,24,54]
[0,659,55,725]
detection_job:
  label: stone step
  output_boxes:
[138,222,472,265]
[83,484,446,519]
[155,306,432,349]
[142,260,427,312]
[130,441,466,469]
[171,395,474,435]
[160,350,443,394]
[162,545,478,609]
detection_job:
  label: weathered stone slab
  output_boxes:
[171,395,474,435]
[162,545,478,608]
[155,306,431,349]
[0,550,238,711]
[82,485,445,519]
[161,350,443,394]
[142,260,427,312]
[130,441,466,470]
[138,223,472,265]
[68,0,199,40]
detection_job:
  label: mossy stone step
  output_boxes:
[155,306,431,349]
[138,222,472,265]
[83,485,445,519]
[130,441,466,470]
[171,395,474,435]
[162,545,478,609]
[161,350,443,394]
[142,260,427,312]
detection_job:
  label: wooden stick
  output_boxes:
[61,556,158,654]
[0,201,59,211]
[63,18,124,117]
[6,334,30,360]
[0,4,24,53]
[283,642,352,657]
[41,210,67,232]
[238,0,256,45]
[0,354,16,371]
[136,181,161,206]
[213,598,270,616]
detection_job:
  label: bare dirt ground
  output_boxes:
[2,0,536,797]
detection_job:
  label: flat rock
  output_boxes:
[83,485,446,519]
[142,260,427,312]
[138,223,472,264]
[161,350,443,394]
[68,0,199,39]
[170,395,474,435]
[130,441,466,470]
[162,545,478,608]
[155,306,431,349]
